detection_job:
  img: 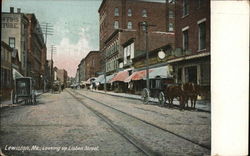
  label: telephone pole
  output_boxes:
[50,45,56,88]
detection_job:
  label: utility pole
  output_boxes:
[139,22,156,90]
[40,22,54,91]
[50,45,56,90]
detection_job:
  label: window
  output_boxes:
[114,8,119,16]
[114,21,119,29]
[198,22,206,50]
[169,10,174,18]
[168,0,175,3]
[9,37,15,48]
[198,0,204,8]
[127,21,132,29]
[142,9,147,17]
[183,0,189,16]
[128,9,132,16]
[183,29,189,50]
[169,23,174,31]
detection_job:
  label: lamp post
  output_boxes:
[139,22,156,90]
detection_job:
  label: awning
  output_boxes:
[106,74,116,83]
[124,66,173,82]
[94,74,105,83]
[12,68,23,80]
[124,70,153,82]
[145,65,173,79]
[110,70,129,83]
[86,77,96,84]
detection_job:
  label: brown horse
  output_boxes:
[182,82,201,109]
[164,84,186,110]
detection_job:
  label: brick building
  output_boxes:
[1,7,29,76]
[99,0,175,75]
[78,58,86,82]
[26,13,47,90]
[56,69,68,86]
[169,0,210,98]
[84,51,101,81]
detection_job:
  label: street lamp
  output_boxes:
[139,21,156,91]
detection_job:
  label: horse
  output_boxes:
[182,82,201,109]
[164,84,186,110]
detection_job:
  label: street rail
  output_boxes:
[69,89,211,151]
[67,89,160,156]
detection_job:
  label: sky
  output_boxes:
[2,0,165,77]
[2,0,102,77]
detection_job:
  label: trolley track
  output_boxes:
[67,89,160,156]
[69,89,210,151]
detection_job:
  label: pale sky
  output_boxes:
[2,0,165,77]
[2,0,102,77]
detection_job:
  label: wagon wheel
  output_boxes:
[158,91,166,106]
[141,88,150,104]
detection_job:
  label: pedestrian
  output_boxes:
[61,84,64,91]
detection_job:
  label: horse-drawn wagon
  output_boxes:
[12,77,36,104]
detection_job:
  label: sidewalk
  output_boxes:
[79,89,211,112]
[0,90,45,109]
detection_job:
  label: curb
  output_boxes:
[80,89,211,113]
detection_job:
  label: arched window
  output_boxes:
[142,9,147,17]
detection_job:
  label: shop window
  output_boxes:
[185,66,197,83]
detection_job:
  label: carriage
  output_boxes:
[141,76,175,105]
[12,77,36,104]
[52,80,61,93]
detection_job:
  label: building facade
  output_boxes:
[169,0,210,99]
[78,58,86,82]
[56,69,68,86]
[1,41,13,99]
[84,51,101,81]
[1,7,29,76]
[26,13,47,90]
[99,0,174,75]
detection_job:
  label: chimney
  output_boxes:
[17,8,21,13]
[10,7,14,13]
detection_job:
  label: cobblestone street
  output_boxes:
[0,89,210,156]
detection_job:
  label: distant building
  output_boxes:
[56,69,68,86]
[1,7,29,76]
[78,58,86,82]
[84,51,101,80]
[25,13,47,90]
[98,0,174,74]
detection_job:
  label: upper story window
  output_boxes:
[9,37,15,48]
[169,10,174,18]
[127,21,132,29]
[198,0,204,8]
[169,23,174,31]
[114,8,119,16]
[198,21,206,50]
[142,9,147,17]
[183,0,189,16]
[182,28,189,50]
[114,21,119,29]
[128,9,132,17]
